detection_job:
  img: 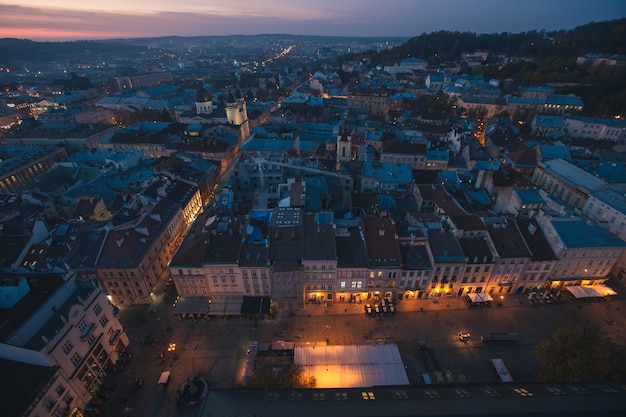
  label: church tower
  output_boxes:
[195,82,213,114]
[226,88,250,138]
[225,90,239,124]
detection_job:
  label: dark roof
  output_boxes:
[98,198,181,268]
[515,217,559,262]
[485,217,532,259]
[431,187,466,215]
[170,235,205,267]
[196,382,626,417]
[458,237,493,263]
[505,148,537,167]
[204,217,245,264]
[427,230,465,263]
[239,244,269,268]
[0,358,58,417]
[269,208,303,264]
[382,141,427,155]
[335,223,368,268]
[492,167,534,187]
[363,217,402,268]
[448,214,487,232]
[399,245,432,270]
[0,274,65,341]
[303,214,336,261]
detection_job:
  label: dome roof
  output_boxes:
[195,83,212,103]
[234,88,244,99]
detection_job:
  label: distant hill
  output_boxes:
[98,34,411,49]
[339,18,626,66]
[0,38,149,66]
[0,34,410,68]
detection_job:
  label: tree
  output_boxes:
[535,320,626,382]
[247,363,315,388]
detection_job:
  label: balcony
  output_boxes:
[79,323,96,340]
[108,329,121,345]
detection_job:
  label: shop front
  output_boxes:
[306,292,334,305]
[336,292,368,303]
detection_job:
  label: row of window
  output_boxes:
[305,284,334,290]
[304,264,333,270]
[339,281,395,289]
[109,289,142,295]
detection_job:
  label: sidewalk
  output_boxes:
[296,293,528,316]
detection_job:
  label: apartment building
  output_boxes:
[0,273,128,417]
[97,198,185,305]
[335,219,369,304]
[515,217,558,293]
[564,115,626,143]
[484,217,532,295]
[398,243,433,299]
[303,213,337,305]
[539,216,626,288]
[582,189,626,242]
[458,237,496,297]
[363,216,403,301]
[347,86,390,117]
[0,146,67,193]
[426,225,466,298]
[269,207,304,307]
[203,216,246,296]
[532,158,607,211]
[380,141,427,169]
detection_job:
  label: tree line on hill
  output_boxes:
[336,19,626,118]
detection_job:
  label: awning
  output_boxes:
[240,296,271,315]
[207,294,243,315]
[566,285,617,299]
[174,297,209,314]
[468,293,493,303]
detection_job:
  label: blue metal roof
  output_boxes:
[552,219,626,249]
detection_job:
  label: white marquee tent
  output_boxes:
[294,344,409,388]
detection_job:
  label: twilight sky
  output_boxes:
[1,0,625,41]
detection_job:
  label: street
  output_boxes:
[97,280,626,417]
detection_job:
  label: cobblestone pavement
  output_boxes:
[96,279,626,417]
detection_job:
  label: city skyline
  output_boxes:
[1,0,625,42]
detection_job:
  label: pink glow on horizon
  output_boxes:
[1,0,624,41]
[0,28,159,42]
